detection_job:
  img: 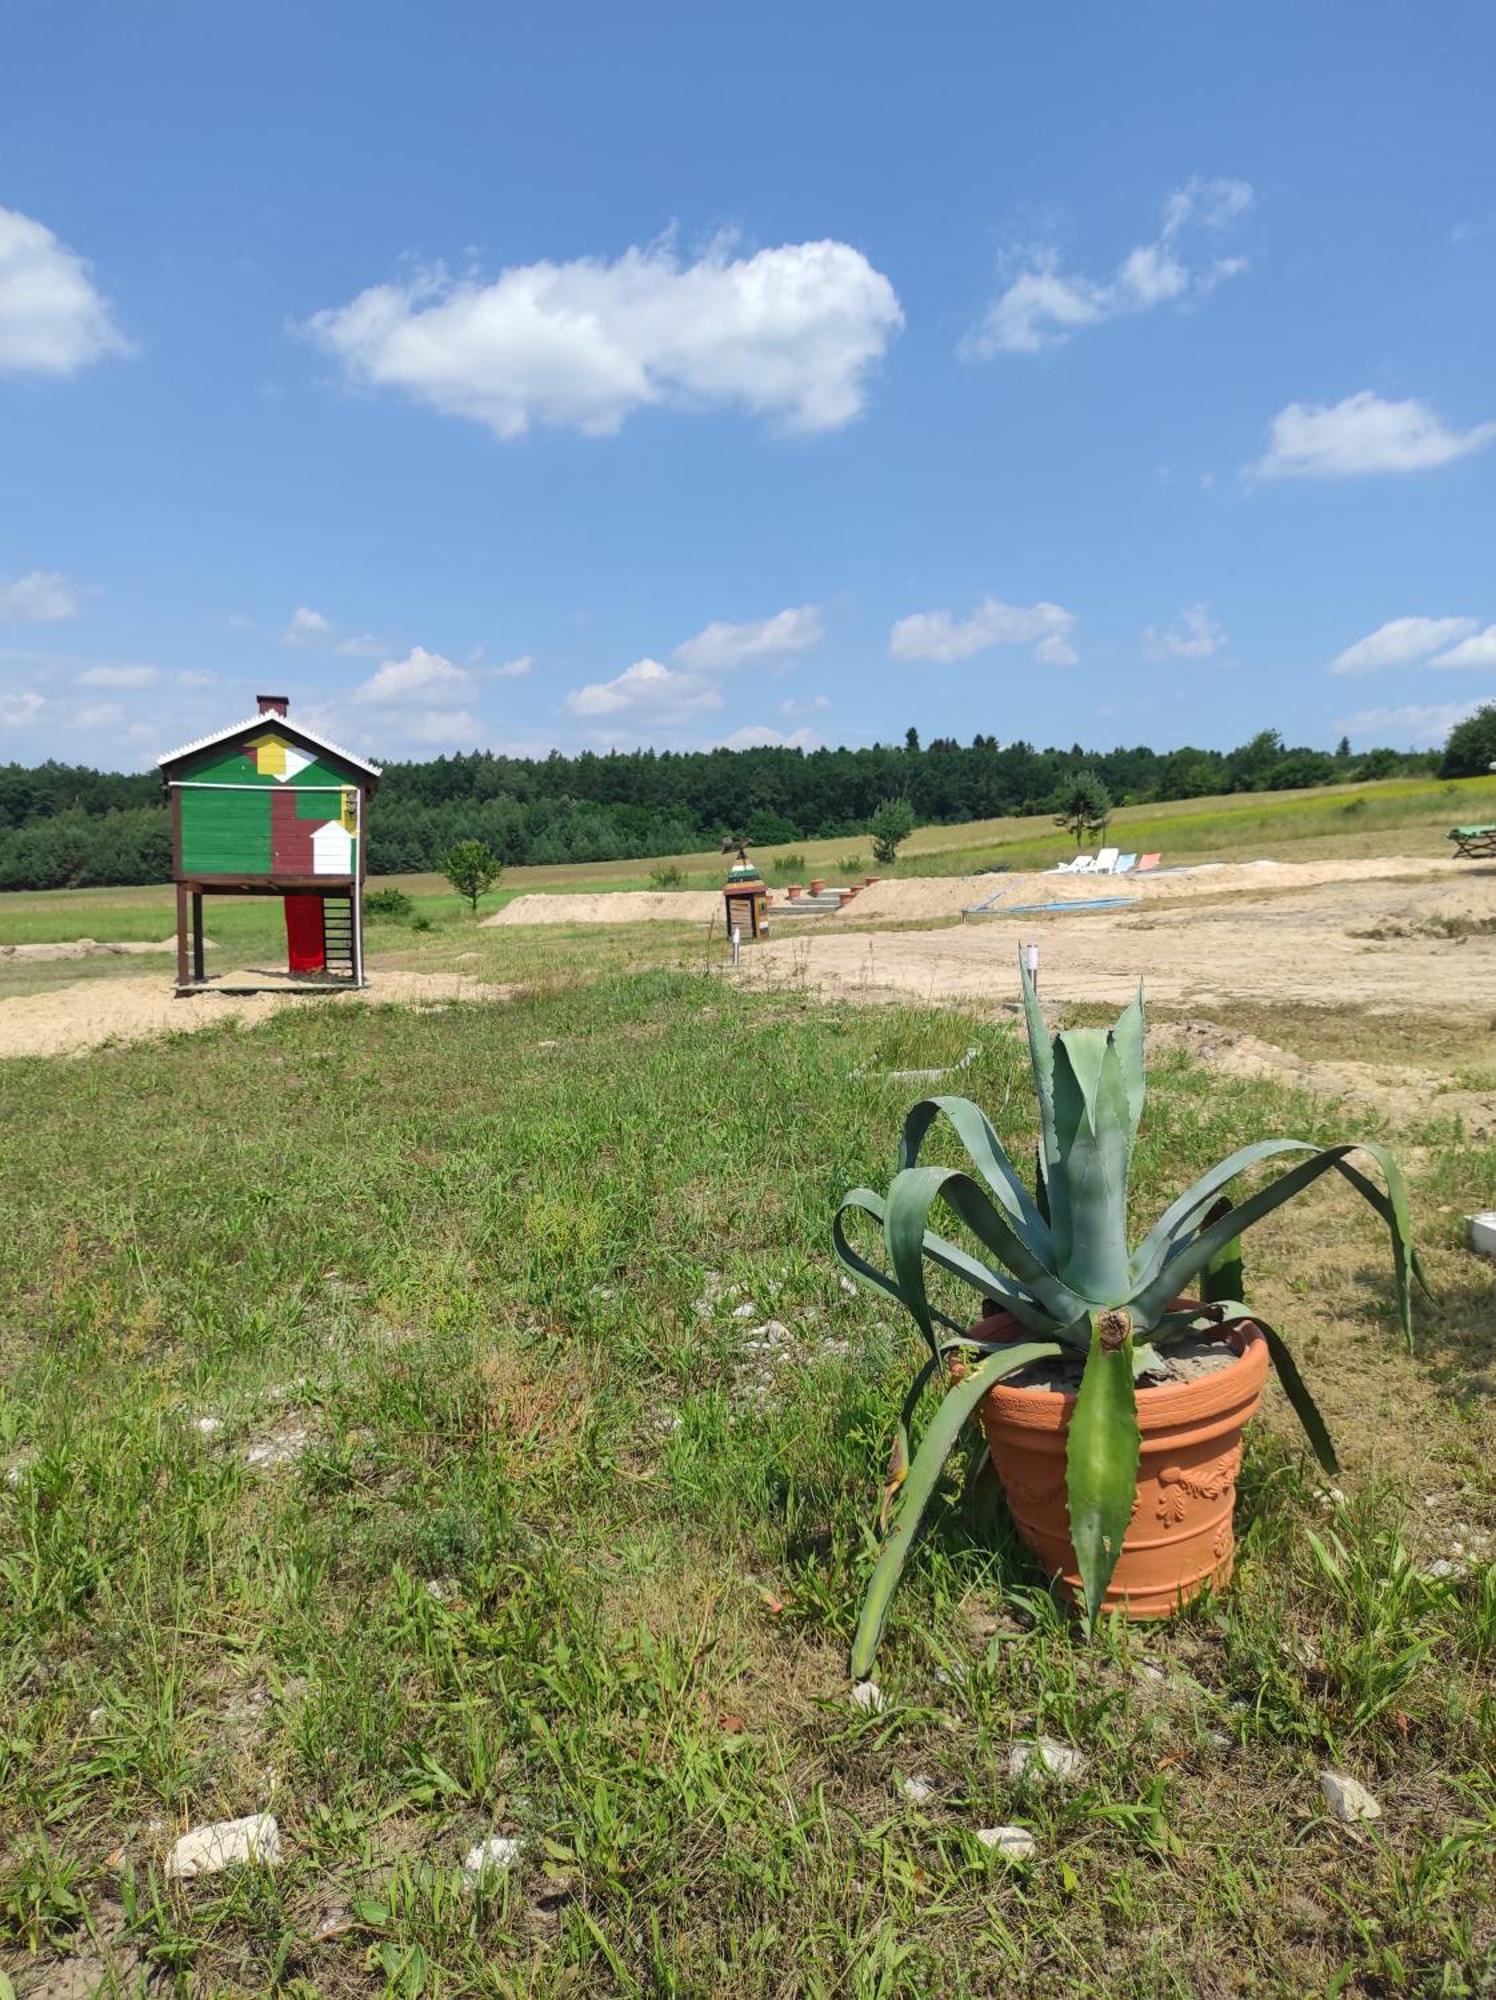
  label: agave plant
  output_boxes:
[834,957,1424,1675]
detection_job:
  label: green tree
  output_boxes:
[1440,703,1496,779]
[441,837,502,913]
[1052,770,1112,846]
[868,794,916,866]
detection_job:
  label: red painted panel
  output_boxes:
[270,789,318,872]
[284,896,326,972]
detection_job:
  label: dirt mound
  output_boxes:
[0,936,206,961]
[0,969,515,1060]
[846,856,1463,924]
[486,891,720,927]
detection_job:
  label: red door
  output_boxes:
[284,896,326,972]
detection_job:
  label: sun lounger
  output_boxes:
[1050,854,1090,873]
[1113,853,1138,874]
[1091,847,1120,875]
[1136,852,1162,872]
[1448,824,1496,859]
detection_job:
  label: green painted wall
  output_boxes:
[173,733,366,878]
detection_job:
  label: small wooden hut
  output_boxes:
[158,695,382,990]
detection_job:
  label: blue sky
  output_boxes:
[2,0,1494,769]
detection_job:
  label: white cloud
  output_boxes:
[0,570,83,622]
[565,656,722,724]
[0,689,46,727]
[1142,604,1227,661]
[0,206,131,376]
[402,707,482,745]
[303,236,903,439]
[1328,615,1478,675]
[1430,624,1496,670]
[76,701,125,729]
[281,604,386,656]
[673,604,824,672]
[888,595,1079,666]
[1251,392,1496,480]
[1336,697,1494,747]
[779,693,831,718]
[962,178,1252,358]
[75,663,159,688]
[489,654,533,678]
[718,723,824,751]
[357,645,475,706]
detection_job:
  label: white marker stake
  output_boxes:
[1024,941,1040,993]
[732,925,742,968]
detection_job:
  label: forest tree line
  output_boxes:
[0,717,1478,891]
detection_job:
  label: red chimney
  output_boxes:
[257,694,289,717]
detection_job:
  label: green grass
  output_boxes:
[1,971,1493,1994]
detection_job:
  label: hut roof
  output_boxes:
[157,713,383,784]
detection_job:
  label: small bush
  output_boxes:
[648,864,685,889]
[411,915,433,932]
[840,853,867,875]
[365,887,415,919]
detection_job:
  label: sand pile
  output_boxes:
[0,969,515,1060]
[486,890,720,927]
[843,856,1464,923]
[0,936,206,961]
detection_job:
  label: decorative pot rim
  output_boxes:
[972,1302,1269,1432]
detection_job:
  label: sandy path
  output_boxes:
[0,969,516,1059]
[742,871,1496,1016]
[486,890,721,926]
[0,936,203,961]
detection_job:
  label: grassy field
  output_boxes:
[2,949,1493,1994]
[2,772,1493,959]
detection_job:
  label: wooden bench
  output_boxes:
[1448,824,1496,859]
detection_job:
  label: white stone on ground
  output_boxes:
[731,1301,757,1320]
[898,1774,936,1805]
[1320,1771,1382,1823]
[244,1425,309,1469]
[1008,1736,1085,1782]
[1422,1558,1463,1580]
[166,1813,281,1878]
[978,1825,1037,1860]
[850,1680,885,1714]
[193,1416,224,1437]
[461,1835,523,1884]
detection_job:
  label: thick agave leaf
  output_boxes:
[1201,1197,1243,1304]
[898,1094,1052,1251]
[1049,1031,1134,1302]
[1133,1141,1420,1345]
[1065,1311,1141,1629]
[1162,1301,1339,1476]
[1329,1156,1432,1343]
[850,1339,1063,1677]
[1019,955,1069,1259]
[1129,1138,1314,1295]
[1109,985,1147,1138]
[884,1165,1086,1360]
[833,1189,1031,1338]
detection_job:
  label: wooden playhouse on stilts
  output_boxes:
[158,695,382,992]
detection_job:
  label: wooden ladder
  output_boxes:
[322,895,355,979]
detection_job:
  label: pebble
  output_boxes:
[1423,1558,1463,1580]
[193,1416,224,1437]
[1320,1771,1382,1824]
[850,1680,886,1715]
[978,1825,1037,1860]
[1008,1736,1085,1783]
[839,1276,858,1296]
[461,1835,523,1885]
[166,1813,281,1879]
[898,1774,936,1805]
[731,1301,757,1320]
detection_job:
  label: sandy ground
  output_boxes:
[487,890,721,926]
[0,936,203,961]
[0,969,515,1059]
[844,854,1473,922]
[740,862,1496,1099]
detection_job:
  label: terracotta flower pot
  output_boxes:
[865,876,880,887]
[786,884,804,899]
[810,878,826,895]
[974,1307,1269,1619]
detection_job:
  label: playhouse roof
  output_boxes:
[157,713,383,782]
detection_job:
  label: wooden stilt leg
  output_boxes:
[175,883,190,989]
[191,892,205,982]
